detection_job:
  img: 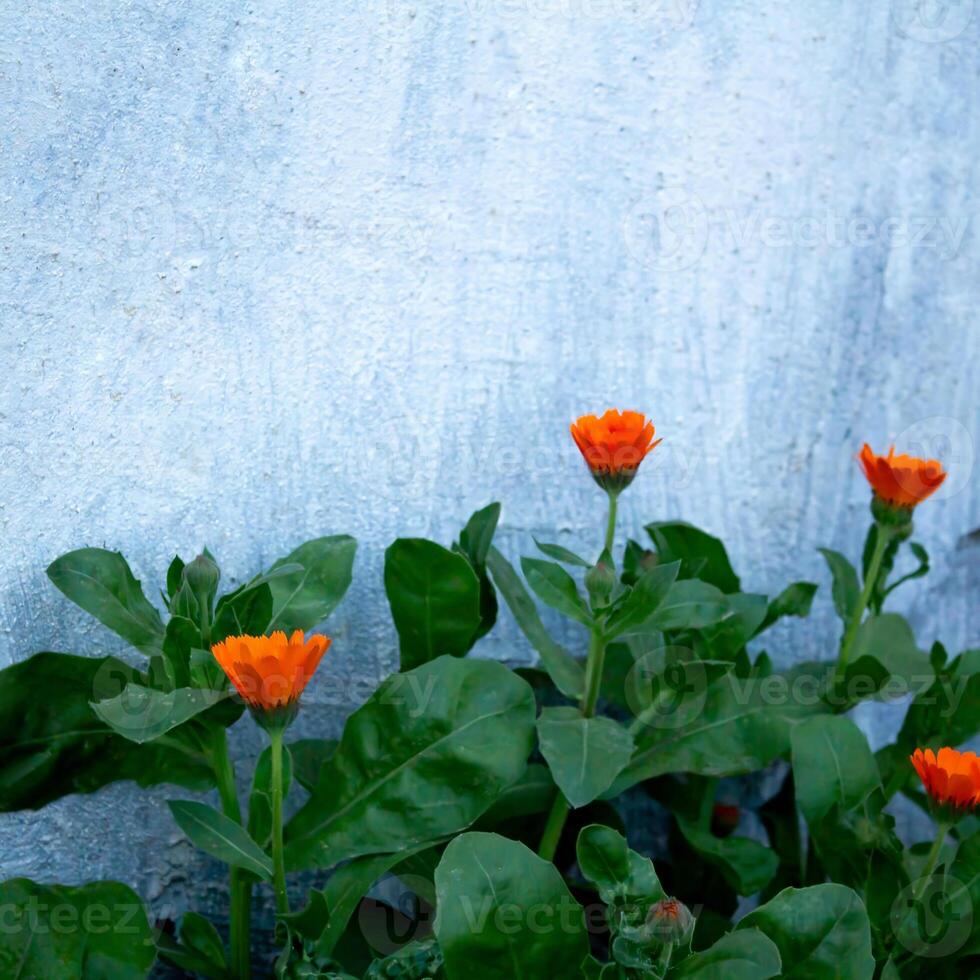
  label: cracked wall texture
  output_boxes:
[1,0,978,963]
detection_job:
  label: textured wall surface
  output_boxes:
[1,0,978,954]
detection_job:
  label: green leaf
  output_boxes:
[760,581,818,631]
[533,538,591,567]
[670,929,781,979]
[790,715,880,824]
[646,521,741,593]
[737,884,875,979]
[46,548,164,651]
[521,556,592,626]
[882,541,930,600]
[168,799,273,879]
[0,878,156,978]
[604,561,680,638]
[576,824,663,907]
[675,817,779,895]
[647,580,730,631]
[487,547,585,698]
[843,613,932,700]
[364,938,444,980]
[701,592,769,659]
[266,535,357,632]
[91,684,227,744]
[457,502,502,641]
[287,737,338,792]
[610,667,826,795]
[179,911,228,971]
[212,580,274,642]
[818,548,860,623]
[285,656,536,870]
[385,538,483,670]
[897,648,980,751]
[434,832,589,979]
[0,652,213,811]
[536,708,634,808]
[167,555,186,601]
[475,763,556,830]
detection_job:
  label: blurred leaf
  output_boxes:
[818,548,860,623]
[670,929,781,979]
[533,538,591,567]
[475,763,556,830]
[759,581,818,632]
[604,561,680,638]
[701,593,768,659]
[0,652,212,811]
[179,911,228,971]
[91,683,227,744]
[288,737,338,792]
[791,715,881,824]
[285,657,535,870]
[169,799,273,879]
[647,580,730,632]
[897,647,980,753]
[364,938,445,980]
[843,613,932,702]
[675,817,779,896]
[487,546,585,698]
[434,833,588,979]
[521,556,593,626]
[536,708,634,808]
[577,823,663,908]
[736,884,875,979]
[47,547,164,651]
[267,535,357,633]
[646,521,741,593]
[0,878,156,978]
[385,538,482,670]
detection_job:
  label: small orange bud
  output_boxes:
[211,630,330,729]
[571,410,661,493]
[646,898,694,945]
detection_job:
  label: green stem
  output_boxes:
[210,728,251,980]
[914,821,950,903]
[270,729,290,916]
[837,524,892,673]
[604,491,619,555]
[539,494,620,862]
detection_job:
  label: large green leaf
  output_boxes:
[212,580,274,642]
[675,817,779,895]
[790,715,880,824]
[91,684,227,744]
[646,521,741,593]
[434,833,588,980]
[385,539,482,670]
[520,556,592,626]
[737,884,875,979]
[168,799,273,879]
[670,929,781,979]
[610,667,825,794]
[843,613,932,700]
[288,737,338,792]
[536,708,634,808]
[266,535,357,632]
[486,547,585,698]
[475,763,556,830]
[285,656,535,870]
[46,548,164,651]
[0,652,213,811]
[0,878,156,978]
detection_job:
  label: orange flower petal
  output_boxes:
[859,443,946,509]
[910,746,980,815]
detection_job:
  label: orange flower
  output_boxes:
[910,747,980,817]
[859,444,946,511]
[211,630,330,727]
[571,410,662,493]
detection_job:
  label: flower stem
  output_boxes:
[269,729,290,916]
[837,524,892,674]
[210,728,251,980]
[539,493,619,863]
[914,820,950,903]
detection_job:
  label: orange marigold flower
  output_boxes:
[859,444,946,511]
[910,747,980,818]
[571,409,662,493]
[211,630,330,728]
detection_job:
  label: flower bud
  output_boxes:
[646,897,694,945]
